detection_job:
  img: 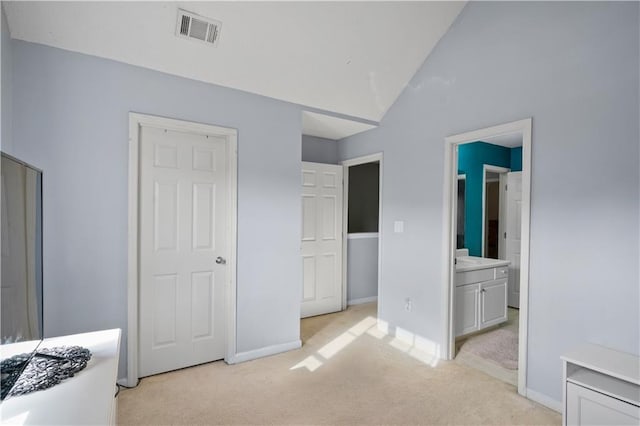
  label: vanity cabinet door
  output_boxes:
[480,278,508,328]
[455,284,480,337]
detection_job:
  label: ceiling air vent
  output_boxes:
[176,9,222,47]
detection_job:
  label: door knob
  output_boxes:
[216,256,226,265]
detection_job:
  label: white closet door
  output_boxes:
[139,126,228,377]
[301,162,343,318]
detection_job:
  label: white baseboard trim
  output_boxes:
[526,388,562,413]
[348,296,378,306]
[228,339,302,364]
[117,377,138,388]
[118,340,302,383]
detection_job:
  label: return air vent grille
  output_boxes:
[176,9,221,47]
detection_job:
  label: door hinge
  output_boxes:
[505,184,508,191]
[504,232,507,239]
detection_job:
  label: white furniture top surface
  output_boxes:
[456,256,510,272]
[0,341,42,360]
[0,328,121,425]
[562,343,640,386]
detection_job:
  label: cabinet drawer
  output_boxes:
[456,268,494,286]
[495,266,508,279]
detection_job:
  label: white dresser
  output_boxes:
[1,329,121,425]
[562,343,640,426]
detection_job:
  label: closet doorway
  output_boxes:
[342,153,383,310]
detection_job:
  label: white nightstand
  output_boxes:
[561,344,639,426]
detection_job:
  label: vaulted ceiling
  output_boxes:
[3,1,465,138]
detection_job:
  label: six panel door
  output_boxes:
[300,162,343,318]
[139,126,228,377]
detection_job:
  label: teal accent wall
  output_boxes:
[510,147,523,172]
[458,142,519,256]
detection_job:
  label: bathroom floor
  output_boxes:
[454,308,519,386]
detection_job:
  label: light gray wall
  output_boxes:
[347,237,378,303]
[1,6,12,154]
[339,2,639,404]
[301,135,339,164]
[10,40,304,379]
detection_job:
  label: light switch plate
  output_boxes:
[394,221,404,233]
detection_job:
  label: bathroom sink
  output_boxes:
[457,256,484,265]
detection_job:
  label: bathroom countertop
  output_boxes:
[456,256,510,272]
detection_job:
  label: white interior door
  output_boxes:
[301,162,343,318]
[139,126,228,377]
[505,171,522,308]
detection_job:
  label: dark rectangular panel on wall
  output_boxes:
[348,162,379,233]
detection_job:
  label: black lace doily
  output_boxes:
[2,346,92,398]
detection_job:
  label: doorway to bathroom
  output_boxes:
[443,118,532,397]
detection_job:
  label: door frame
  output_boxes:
[441,118,531,397]
[505,171,523,309]
[481,164,510,258]
[125,112,238,387]
[456,174,466,250]
[341,152,383,310]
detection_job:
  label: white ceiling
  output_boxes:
[482,133,523,148]
[302,111,377,140]
[3,1,465,138]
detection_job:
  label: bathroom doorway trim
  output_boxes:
[441,118,532,398]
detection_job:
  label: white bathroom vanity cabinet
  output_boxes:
[455,258,510,337]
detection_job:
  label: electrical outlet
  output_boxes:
[404,297,412,312]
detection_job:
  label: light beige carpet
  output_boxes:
[118,303,560,425]
[458,314,519,370]
[455,308,520,386]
